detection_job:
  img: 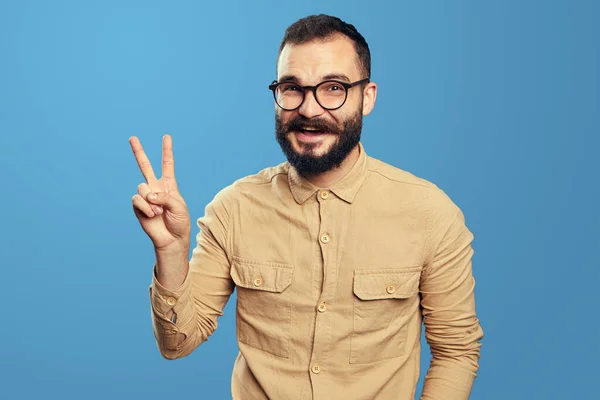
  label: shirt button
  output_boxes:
[320,234,330,244]
[166,297,176,306]
[253,277,263,287]
[319,190,329,200]
[311,365,321,374]
[386,285,396,294]
[317,302,327,312]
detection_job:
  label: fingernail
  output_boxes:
[149,193,157,200]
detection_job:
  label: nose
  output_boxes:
[298,90,325,119]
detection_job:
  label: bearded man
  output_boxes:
[130,14,483,400]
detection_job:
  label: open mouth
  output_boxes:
[299,128,326,134]
[294,128,331,144]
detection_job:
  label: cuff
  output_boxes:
[421,364,477,399]
[148,264,192,319]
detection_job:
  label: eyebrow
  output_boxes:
[278,75,299,83]
[322,73,351,82]
[277,73,352,84]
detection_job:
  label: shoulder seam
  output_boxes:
[367,168,434,189]
[233,170,289,187]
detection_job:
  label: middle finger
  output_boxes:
[129,136,157,183]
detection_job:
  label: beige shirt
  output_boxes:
[149,142,483,400]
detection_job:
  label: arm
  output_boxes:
[148,188,236,360]
[419,192,484,399]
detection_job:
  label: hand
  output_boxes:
[129,134,191,252]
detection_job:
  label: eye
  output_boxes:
[280,83,301,92]
[321,82,344,92]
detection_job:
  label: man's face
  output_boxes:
[274,35,375,176]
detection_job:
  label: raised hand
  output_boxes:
[130,134,191,252]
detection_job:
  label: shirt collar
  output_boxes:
[288,142,368,205]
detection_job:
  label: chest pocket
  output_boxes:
[230,255,295,358]
[350,267,421,364]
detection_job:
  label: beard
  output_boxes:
[275,108,363,177]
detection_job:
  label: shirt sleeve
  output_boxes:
[148,186,236,360]
[419,189,484,400]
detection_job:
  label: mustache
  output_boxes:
[285,117,340,134]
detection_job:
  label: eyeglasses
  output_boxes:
[268,78,370,111]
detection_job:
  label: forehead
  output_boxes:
[277,35,361,83]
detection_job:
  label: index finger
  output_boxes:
[129,136,157,182]
[162,134,175,179]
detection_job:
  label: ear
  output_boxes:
[361,81,377,116]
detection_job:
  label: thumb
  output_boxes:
[146,191,184,212]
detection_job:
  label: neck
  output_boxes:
[304,144,361,188]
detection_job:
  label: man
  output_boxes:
[130,14,483,400]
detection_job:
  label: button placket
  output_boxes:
[312,186,334,390]
[317,302,327,312]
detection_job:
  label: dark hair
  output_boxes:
[277,14,371,78]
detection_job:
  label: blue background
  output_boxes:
[1,0,598,399]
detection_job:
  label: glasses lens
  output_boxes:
[316,81,347,109]
[275,83,303,110]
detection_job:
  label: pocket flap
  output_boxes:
[353,267,421,300]
[231,256,294,293]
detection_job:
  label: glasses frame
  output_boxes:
[268,78,370,111]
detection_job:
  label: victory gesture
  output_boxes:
[130,135,191,252]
